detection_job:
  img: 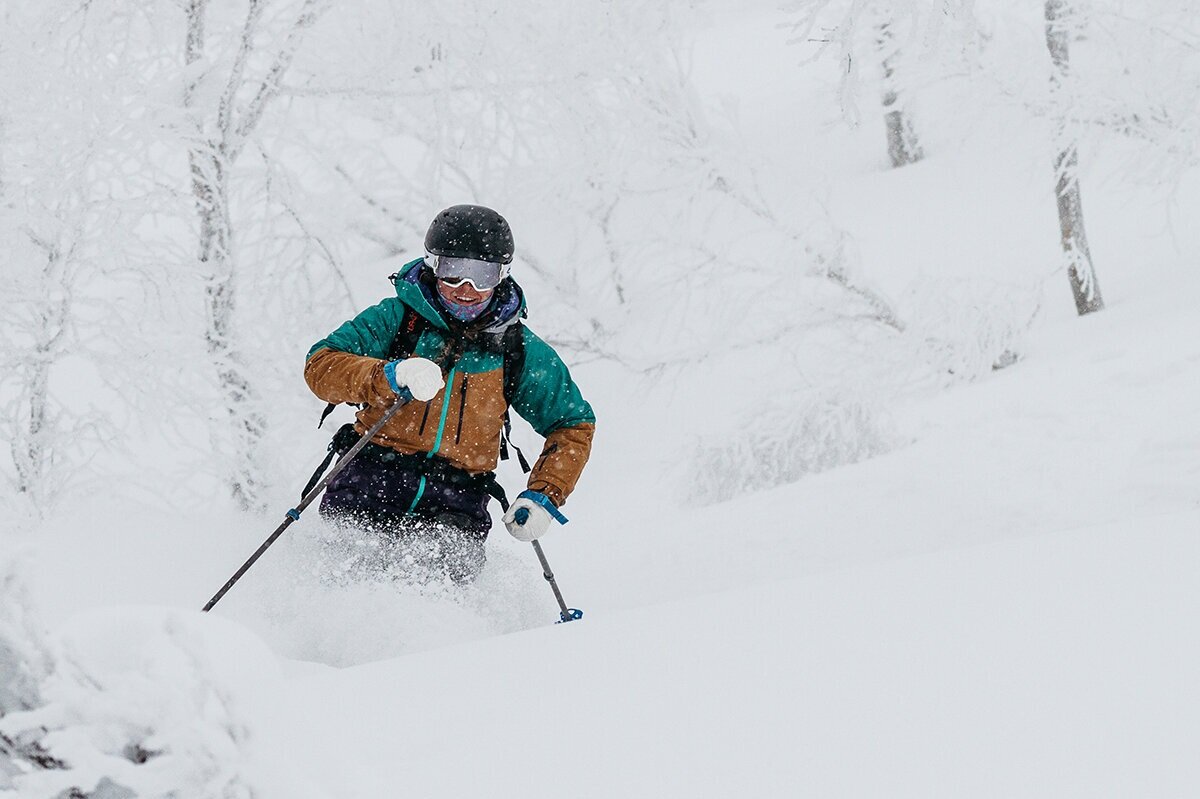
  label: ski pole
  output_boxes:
[530,539,583,624]
[201,391,411,612]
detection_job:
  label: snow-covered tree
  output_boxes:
[0,4,157,516]
[785,0,1200,318]
[1,0,904,516]
[274,1,900,374]
[180,0,332,510]
[1044,0,1103,315]
[877,17,924,168]
[786,0,951,166]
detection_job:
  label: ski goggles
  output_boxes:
[427,253,511,291]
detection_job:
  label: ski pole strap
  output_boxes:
[383,360,405,394]
[516,489,568,524]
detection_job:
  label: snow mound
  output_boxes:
[0,607,298,798]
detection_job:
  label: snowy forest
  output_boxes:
[3,0,1198,796]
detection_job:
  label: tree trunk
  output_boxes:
[181,0,328,509]
[878,21,924,169]
[13,351,51,509]
[191,147,266,510]
[11,239,70,516]
[186,0,266,510]
[1045,0,1104,315]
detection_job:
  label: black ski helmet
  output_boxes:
[424,204,514,265]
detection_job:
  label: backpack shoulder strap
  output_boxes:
[500,322,526,407]
[498,323,531,472]
[387,305,428,361]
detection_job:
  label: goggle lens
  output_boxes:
[431,255,508,291]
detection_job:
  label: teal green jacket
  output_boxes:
[304,260,595,505]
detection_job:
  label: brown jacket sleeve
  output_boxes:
[304,347,395,408]
[527,422,595,507]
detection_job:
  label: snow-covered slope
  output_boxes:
[273,510,1198,798]
[272,261,1193,798]
[11,239,1198,796]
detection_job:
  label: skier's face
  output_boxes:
[437,277,493,307]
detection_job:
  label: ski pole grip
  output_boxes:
[515,507,530,524]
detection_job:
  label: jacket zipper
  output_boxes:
[427,367,458,459]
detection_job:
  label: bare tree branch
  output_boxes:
[230,0,331,160]
[218,0,266,150]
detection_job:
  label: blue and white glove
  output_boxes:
[384,357,443,402]
[503,490,569,542]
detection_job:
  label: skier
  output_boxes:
[303,205,595,583]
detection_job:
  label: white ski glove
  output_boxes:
[503,490,569,542]
[384,357,444,402]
